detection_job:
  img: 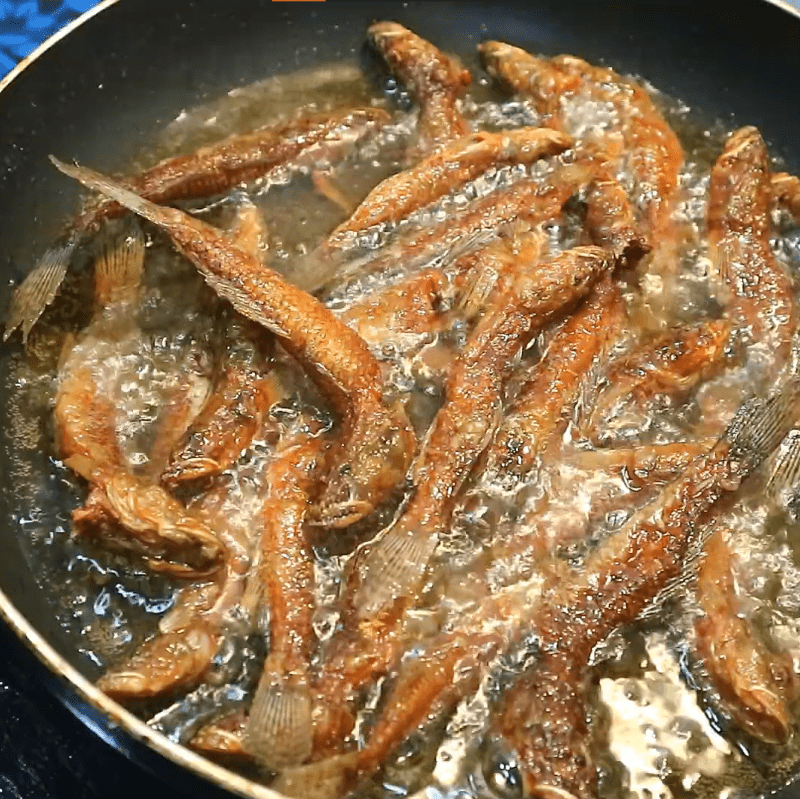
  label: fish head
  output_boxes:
[315,402,415,528]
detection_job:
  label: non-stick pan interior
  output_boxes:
[1,0,799,794]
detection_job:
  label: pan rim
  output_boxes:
[1,1,800,799]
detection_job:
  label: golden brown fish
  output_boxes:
[97,468,256,699]
[273,384,800,799]
[478,274,624,488]
[338,269,449,352]
[50,157,416,529]
[325,128,572,251]
[479,41,683,233]
[709,127,797,363]
[584,318,731,443]
[695,526,797,744]
[55,226,224,577]
[245,431,326,769]
[162,317,277,489]
[368,21,471,156]
[352,244,616,621]
[5,108,390,343]
[309,156,601,295]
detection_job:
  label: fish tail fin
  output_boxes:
[271,752,360,799]
[94,222,145,307]
[353,526,438,619]
[244,672,313,769]
[3,240,76,343]
[767,428,800,501]
[726,379,800,471]
[49,156,171,227]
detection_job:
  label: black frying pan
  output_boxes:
[2,2,800,797]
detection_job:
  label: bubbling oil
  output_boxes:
[3,52,800,799]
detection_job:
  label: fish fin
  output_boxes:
[766,428,800,501]
[49,157,173,228]
[244,675,313,769]
[55,155,279,335]
[193,269,290,340]
[271,752,360,799]
[353,526,438,619]
[3,241,75,343]
[94,222,145,307]
[725,380,800,470]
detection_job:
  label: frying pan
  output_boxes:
[1,1,800,798]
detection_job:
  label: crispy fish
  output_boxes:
[478,274,624,488]
[584,319,731,443]
[308,156,601,295]
[97,470,256,699]
[55,226,224,576]
[244,431,326,770]
[325,128,572,251]
[368,21,471,156]
[162,317,277,489]
[708,127,797,363]
[50,157,416,529]
[5,108,390,343]
[272,384,800,799]
[351,244,616,621]
[694,526,797,744]
[479,41,683,233]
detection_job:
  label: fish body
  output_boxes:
[695,526,797,744]
[708,127,797,363]
[97,469,258,699]
[479,42,683,232]
[352,245,616,621]
[245,431,326,769]
[584,318,731,443]
[4,108,390,342]
[51,157,416,528]
[55,226,225,577]
[326,127,572,250]
[313,156,601,300]
[162,317,277,489]
[479,274,624,487]
[368,21,471,155]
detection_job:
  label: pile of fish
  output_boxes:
[6,20,800,799]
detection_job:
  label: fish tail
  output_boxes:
[49,156,172,227]
[767,428,800,500]
[271,752,360,799]
[244,672,313,769]
[726,379,800,470]
[353,526,438,619]
[94,222,145,307]
[3,239,76,343]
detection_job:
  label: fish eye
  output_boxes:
[479,738,524,799]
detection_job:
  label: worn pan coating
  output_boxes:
[1,1,799,797]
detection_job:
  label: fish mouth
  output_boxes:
[312,499,374,529]
[161,457,221,488]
